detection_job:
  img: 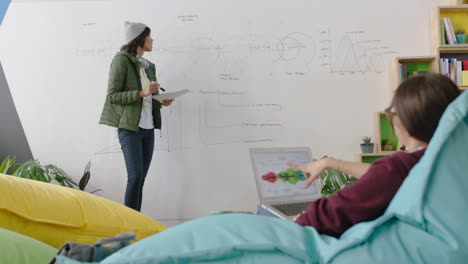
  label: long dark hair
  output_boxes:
[389,73,461,143]
[120,27,151,56]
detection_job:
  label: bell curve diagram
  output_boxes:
[318,28,398,74]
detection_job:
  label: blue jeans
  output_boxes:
[118,128,155,211]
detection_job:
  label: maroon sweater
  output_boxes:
[295,148,426,237]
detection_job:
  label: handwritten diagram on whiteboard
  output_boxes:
[86,22,398,155]
[318,28,397,74]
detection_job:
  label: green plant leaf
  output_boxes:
[43,164,77,188]
[55,176,64,185]
[13,161,30,178]
[332,181,341,191]
[336,172,347,187]
[11,163,21,174]
[0,158,7,172]
[319,164,358,196]
[79,171,90,190]
[0,156,16,174]
[12,164,23,177]
[32,166,41,181]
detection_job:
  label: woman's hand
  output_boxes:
[287,157,333,189]
[161,99,174,106]
[139,81,160,97]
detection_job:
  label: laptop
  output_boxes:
[249,147,322,220]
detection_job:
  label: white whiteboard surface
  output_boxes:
[0,0,449,219]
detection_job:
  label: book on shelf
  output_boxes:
[440,58,447,78]
[399,63,405,81]
[443,18,457,45]
[440,58,468,86]
[440,19,446,45]
[452,59,457,82]
[447,18,458,44]
[443,18,452,44]
[463,60,468,71]
[463,71,468,86]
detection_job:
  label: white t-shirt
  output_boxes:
[138,67,154,129]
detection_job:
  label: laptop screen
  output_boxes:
[250,147,320,202]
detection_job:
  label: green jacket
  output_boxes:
[99,51,161,131]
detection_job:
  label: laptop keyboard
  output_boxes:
[272,202,311,216]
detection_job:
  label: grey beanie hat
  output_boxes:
[123,21,147,44]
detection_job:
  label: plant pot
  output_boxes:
[360,143,374,154]
[383,143,393,151]
[456,34,466,44]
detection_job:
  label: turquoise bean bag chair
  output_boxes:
[57,91,468,263]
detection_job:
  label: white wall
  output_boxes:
[0,0,450,219]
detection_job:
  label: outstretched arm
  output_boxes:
[287,157,371,189]
[295,156,406,237]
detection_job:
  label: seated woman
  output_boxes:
[288,73,461,237]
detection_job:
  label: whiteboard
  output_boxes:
[0,0,449,219]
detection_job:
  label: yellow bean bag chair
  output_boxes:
[0,173,166,248]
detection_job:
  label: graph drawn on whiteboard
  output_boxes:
[153,29,317,78]
[198,91,284,146]
[277,32,315,62]
[189,37,223,65]
[319,28,398,74]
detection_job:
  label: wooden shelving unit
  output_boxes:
[432,5,468,51]
[433,5,468,89]
[393,56,437,88]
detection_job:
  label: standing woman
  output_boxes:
[99,22,173,211]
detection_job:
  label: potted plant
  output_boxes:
[1,156,102,193]
[455,29,466,44]
[381,138,393,151]
[12,160,78,187]
[360,136,374,153]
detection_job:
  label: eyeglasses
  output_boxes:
[384,106,397,124]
